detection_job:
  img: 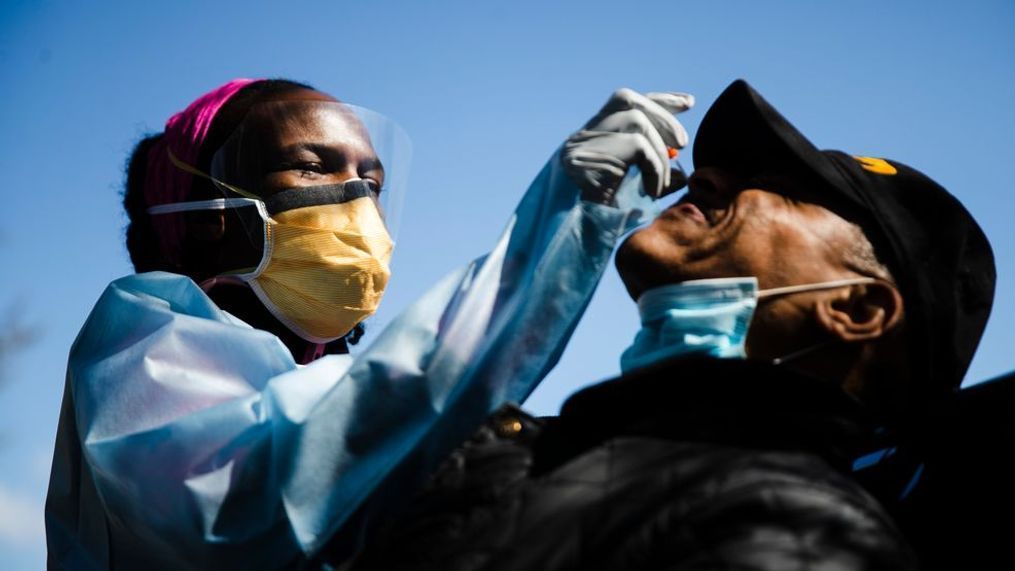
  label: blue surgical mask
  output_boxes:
[619,276,877,373]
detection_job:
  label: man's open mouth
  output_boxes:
[674,190,728,226]
[671,201,708,224]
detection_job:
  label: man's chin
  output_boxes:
[615,230,674,301]
[616,226,720,299]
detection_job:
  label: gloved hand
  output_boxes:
[562,88,694,204]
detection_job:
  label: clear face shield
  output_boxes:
[149,100,412,342]
[210,99,410,259]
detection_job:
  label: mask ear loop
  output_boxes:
[164,150,274,283]
[757,277,878,299]
[758,277,879,366]
[168,148,272,263]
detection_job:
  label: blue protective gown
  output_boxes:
[45,155,655,569]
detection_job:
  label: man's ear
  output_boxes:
[814,281,904,342]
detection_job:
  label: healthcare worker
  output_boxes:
[45,79,694,570]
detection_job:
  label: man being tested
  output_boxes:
[344,79,995,570]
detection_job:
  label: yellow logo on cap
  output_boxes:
[853,156,897,176]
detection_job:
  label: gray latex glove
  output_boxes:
[562,88,695,204]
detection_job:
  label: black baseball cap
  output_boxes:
[692,79,995,401]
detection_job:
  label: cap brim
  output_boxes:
[692,80,867,217]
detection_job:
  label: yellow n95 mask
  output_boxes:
[149,179,393,343]
[251,184,392,342]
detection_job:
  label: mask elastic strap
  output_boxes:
[758,277,878,299]
[763,277,879,366]
[199,275,248,293]
[147,197,261,215]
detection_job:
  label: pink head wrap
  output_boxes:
[144,78,261,267]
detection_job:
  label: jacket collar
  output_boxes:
[534,357,877,475]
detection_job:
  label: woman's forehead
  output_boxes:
[242,100,372,149]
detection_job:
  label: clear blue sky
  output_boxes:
[1,1,1013,567]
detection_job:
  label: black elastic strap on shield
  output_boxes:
[264,180,377,215]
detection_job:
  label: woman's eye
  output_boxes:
[364,179,383,195]
[277,161,324,177]
[295,162,324,176]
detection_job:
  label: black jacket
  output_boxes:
[345,358,917,570]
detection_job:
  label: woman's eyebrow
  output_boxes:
[272,143,384,176]
[359,157,385,175]
[276,142,338,157]
[271,143,350,168]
